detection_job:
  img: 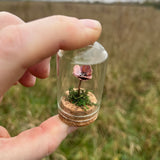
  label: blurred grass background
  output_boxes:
[1,1,160,160]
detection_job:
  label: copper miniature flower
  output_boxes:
[73,65,92,80]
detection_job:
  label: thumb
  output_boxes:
[0,115,76,160]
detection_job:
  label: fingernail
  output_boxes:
[80,19,101,29]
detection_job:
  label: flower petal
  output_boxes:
[73,65,81,78]
[81,65,92,76]
[73,65,92,80]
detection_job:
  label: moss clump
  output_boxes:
[67,88,95,110]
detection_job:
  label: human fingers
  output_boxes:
[0,12,50,88]
[0,126,10,138]
[28,57,51,79]
[19,70,36,87]
[19,57,51,87]
[0,15,101,95]
[0,115,76,160]
[0,12,37,88]
[0,11,23,29]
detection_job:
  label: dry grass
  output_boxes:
[1,1,160,160]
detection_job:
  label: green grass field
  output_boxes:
[1,1,160,160]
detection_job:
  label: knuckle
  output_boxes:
[0,11,22,23]
[0,11,13,18]
[0,25,24,59]
[0,11,23,24]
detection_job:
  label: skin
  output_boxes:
[0,12,101,160]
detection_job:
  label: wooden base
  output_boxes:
[58,112,98,127]
[58,90,98,127]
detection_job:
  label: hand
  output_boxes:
[0,12,101,160]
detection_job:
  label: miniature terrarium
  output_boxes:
[57,42,108,127]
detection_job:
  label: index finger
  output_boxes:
[0,16,101,67]
[0,16,101,95]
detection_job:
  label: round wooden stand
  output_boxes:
[58,91,98,127]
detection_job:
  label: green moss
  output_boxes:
[67,88,96,110]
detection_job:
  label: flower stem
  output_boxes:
[78,80,82,96]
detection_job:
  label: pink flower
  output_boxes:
[73,65,92,80]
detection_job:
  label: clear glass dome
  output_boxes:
[57,42,108,127]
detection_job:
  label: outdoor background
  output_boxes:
[0,1,160,160]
